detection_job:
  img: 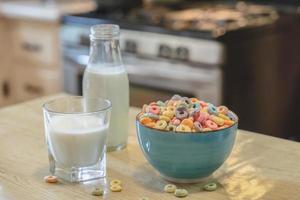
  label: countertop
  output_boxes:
[0,94,299,200]
[0,0,96,21]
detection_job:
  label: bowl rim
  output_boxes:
[136,111,238,135]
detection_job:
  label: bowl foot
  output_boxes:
[161,174,211,184]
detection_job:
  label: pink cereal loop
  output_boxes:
[204,120,218,130]
[149,106,160,115]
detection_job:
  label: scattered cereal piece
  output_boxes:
[44,175,58,183]
[110,179,122,186]
[174,188,188,198]
[139,197,150,200]
[92,187,104,196]
[110,185,122,192]
[164,184,177,193]
[203,182,218,191]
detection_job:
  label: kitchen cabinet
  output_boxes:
[11,64,61,102]
[11,20,60,68]
[0,1,96,107]
[0,68,13,107]
[0,18,62,107]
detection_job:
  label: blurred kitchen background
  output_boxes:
[0,0,299,141]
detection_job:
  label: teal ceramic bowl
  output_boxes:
[136,114,238,183]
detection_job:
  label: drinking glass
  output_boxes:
[43,96,111,182]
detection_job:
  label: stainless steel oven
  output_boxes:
[62,25,222,106]
[61,25,223,107]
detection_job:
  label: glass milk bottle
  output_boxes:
[83,24,129,151]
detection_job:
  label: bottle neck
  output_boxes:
[88,38,123,67]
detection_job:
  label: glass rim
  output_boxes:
[43,96,112,115]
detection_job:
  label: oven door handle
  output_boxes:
[65,52,89,66]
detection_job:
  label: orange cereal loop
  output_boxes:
[217,106,229,115]
[188,117,194,121]
[146,122,156,128]
[224,120,235,126]
[189,98,199,103]
[181,118,194,128]
[44,175,58,183]
[140,117,152,125]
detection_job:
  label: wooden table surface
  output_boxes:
[0,94,300,200]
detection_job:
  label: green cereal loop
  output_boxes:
[203,182,218,191]
[174,188,188,197]
[156,100,165,107]
[92,187,104,196]
[176,102,189,109]
[166,125,176,132]
[164,184,177,193]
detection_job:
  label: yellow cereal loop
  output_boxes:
[110,179,122,186]
[159,115,171,122]
[162,110,174,118]
[174,188,188,197]
[167,106,175,112]
[155,120,168,130]
[164,184,177,193]
[203,127,212,131]
[110,185,122,192]
[176,124,191,132]
[139,197,150,200]
[218,113,230,120]
[167,100,176,107]
[210,115,224,126]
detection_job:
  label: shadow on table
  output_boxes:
[132,163,222,194]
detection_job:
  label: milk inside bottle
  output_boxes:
[83,24,129,151]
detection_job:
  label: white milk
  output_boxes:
[48,115,108,168]
[83,66,129,149]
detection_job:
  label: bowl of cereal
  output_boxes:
[136,95,238,183]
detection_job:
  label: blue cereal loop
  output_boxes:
[207,104,218,115]
[192,102,201,110]
[227,111,237,121]
[171,94,182,101]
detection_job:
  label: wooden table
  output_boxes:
[0,94,299,200]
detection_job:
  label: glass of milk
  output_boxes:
[43,96,111,182]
